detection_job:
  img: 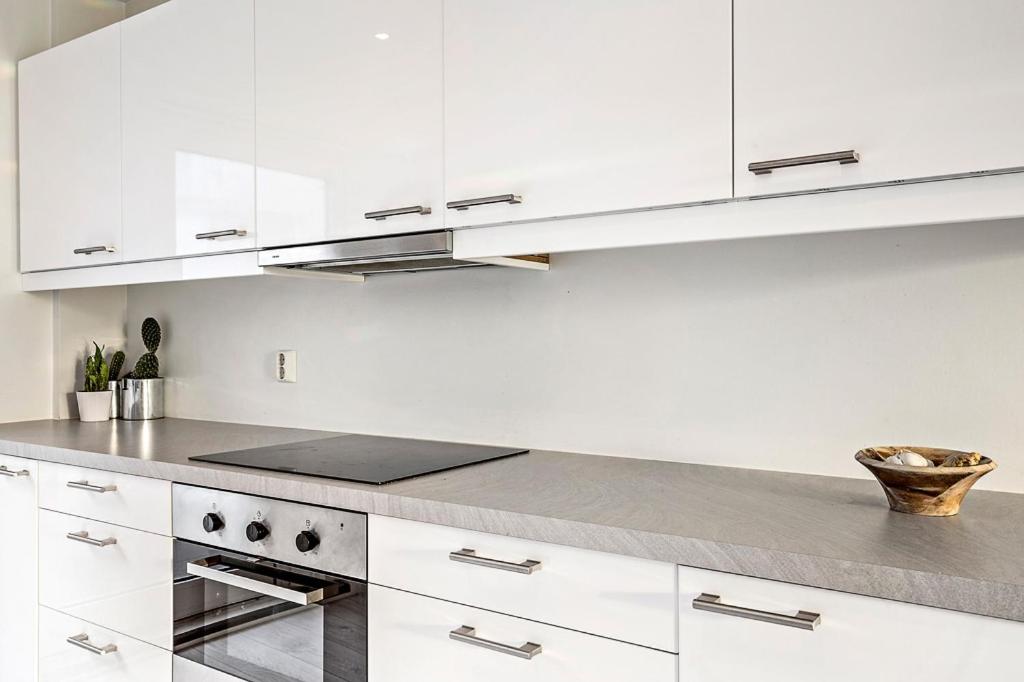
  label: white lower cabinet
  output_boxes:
[38,606,170,682]
[37,509,173,649]
[368,515,677,652]
[368,585,677,682]
[678,565,1019,681]
[0,455,37,682]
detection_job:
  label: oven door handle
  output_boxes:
[186,558,326,606]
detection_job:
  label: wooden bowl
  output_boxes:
[855,446,996,517]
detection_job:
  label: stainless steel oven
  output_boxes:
[172,485,367,682]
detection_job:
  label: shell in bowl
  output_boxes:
[855,446,996,517]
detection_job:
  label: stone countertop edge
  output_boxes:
[1,425,1022,625]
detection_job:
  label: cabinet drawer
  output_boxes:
[369,585,676,682]
[39,606,171,682]
[39,462,171,535]
[39,510,173,649]
[678,565,1019,681]
[368,516,676,651]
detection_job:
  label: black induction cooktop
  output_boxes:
[190,435,529,485]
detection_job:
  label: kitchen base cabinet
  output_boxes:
[368,585,677,682]
[38,607,170,682]
[38,509,173,649]
[678,565,1019,681]
[0,455,37,682]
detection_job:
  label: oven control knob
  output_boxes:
[295,530,320,553]
[202,513,224,533]
[246,521,270,542]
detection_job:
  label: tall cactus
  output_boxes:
[108,350,126,382]
[130,317,162,379]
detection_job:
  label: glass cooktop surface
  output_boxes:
[190,435,528,485]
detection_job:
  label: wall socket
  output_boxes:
[275,351,297,383]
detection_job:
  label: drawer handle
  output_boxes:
[446,194,523,211]
[692,593,821,631]
[66,531,117,548]
[73,245,116,255]
[449,626,542,660]
[195,229,248,240]
[449,548,541,574]
[364,205,432,221]
[67,633,118,656]
[67,480,117,493]
[0,465,30,478]
[748,150,859,175]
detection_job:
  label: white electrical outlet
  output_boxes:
[275,351,297,383]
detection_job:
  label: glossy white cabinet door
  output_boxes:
[734,0,1024,196]
[369,585,677,682]
[0,456,37,682]
[444,0,732,228]
[369,515,677,652]
[122,0,256,261]
[678,565,1019,681]
[255,0,444,246]
[39,607,171,682]
[38,510,173,649]
[18,24,122,273]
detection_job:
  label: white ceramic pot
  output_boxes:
[76,390,112,422]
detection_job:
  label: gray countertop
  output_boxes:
[1,418,1021,623]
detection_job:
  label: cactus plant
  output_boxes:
[108,350,126,382]
[126,317,163,380]
[141,317,162,353]
[83,342,110,392]
[133,352,160,379]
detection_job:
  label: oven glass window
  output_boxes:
[174,541,367,682]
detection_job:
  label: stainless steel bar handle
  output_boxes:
[66,531,117,548]
[0,465,30,477]
[186,559,324,606]
[67,633,118,656]
[67,480,117,493]
[449,626,542,660]
[195,229,248,240]
[449,548,541,574]
[692,593,821,631]
[748,150,859,175]
[73,245,116,255]
[364,205,432,221]
[446,194,523,211]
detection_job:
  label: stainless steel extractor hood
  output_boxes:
[257,231,547,276]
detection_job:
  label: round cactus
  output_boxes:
[141,317,162,353]
[108,350,126,382]
[133,352,160,379]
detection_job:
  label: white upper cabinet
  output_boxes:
[734,0,1024,197]
[121,0,256,261]
[255,0,444,247]
[19,24,122,273]
[443,0,733,228]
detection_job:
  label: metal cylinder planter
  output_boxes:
[120,378,164,420]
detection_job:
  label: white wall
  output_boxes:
[128,219,1024,493]
[1,0,53,422]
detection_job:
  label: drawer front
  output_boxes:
[39,509,173,649]
[368,515,676,651]
[369,585,677,682]
[678,565,1020,681]
[39,462,171,535]
[39,606,171,682]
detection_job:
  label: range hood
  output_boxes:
[257,231,547,276]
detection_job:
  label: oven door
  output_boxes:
[173,540,367,682]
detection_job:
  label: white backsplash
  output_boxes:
[127,219,1024,493]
